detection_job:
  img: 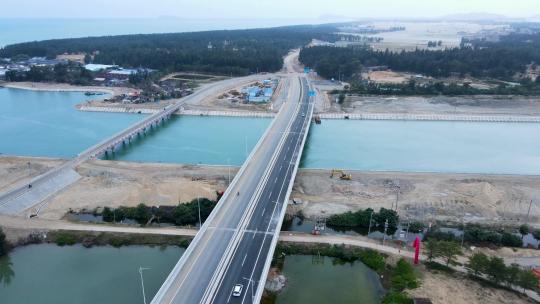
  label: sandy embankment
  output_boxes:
[1,81,135,97]
[2,157,540,226]
[330,94,540,116]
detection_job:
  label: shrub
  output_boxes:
[382,292,413,304]
[501,233,523,248]
[55,232,77,246]
[391,258,419,291]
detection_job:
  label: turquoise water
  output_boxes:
[0,88,142,158]
[107,116,271,166]
[301,120,540,175]
[2,88,540,174]
[0,244,183,304]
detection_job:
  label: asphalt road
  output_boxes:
[152,75,314,304]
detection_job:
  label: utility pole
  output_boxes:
[139,267,150,304]
[367,210,374,235]
[526,200,533,224]
[383,219,389,246]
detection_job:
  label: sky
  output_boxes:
[1,0,539,19]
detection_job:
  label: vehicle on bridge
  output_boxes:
[232,284,243,297]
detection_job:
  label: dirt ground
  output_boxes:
[362,70,414,84]
[408,268,534,304]
[0,156,65,193]
[38,160,237,219]
[334,95,540,116]
[2,157,540,227]
[1,82,135,97]
[292,170,540,226]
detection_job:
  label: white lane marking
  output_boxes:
[262,207,266,215]
[241,253,248,266]
[253,229,257,239]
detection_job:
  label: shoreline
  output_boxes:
[0,81,136,97]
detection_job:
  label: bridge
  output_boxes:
[151,75,314,304]
[0,75,266,215]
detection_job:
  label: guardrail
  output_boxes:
[319,112,540,123]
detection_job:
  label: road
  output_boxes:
[0,75,267,215]
[151,75,313,304]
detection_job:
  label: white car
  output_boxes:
[232,284,243,297]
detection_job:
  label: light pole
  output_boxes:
[139,267,150,304]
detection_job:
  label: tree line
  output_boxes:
[326,207,399,234]
[467,252,539,293]
[340,77,540,96]
[4,62,94,85]
[0,25,337,76]
[101,199,216,226]
[299,32,540,81]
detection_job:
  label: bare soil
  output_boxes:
[1,82,136,98]
[408,267,534,304]
[0,156,65,192]
[2,157,540,228]
[336,95,540,116]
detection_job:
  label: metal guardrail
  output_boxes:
[319,112,540,123]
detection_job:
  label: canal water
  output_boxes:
[0,88,141,158]
[0,244,184,304]
[0,244,383,304]
[3,88,540,174]
[266,255,383,304]
[301,119,540,175]
[105,115,271,166]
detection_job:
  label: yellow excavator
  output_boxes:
[330,169,352,180]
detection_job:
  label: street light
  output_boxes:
[139,267,150,304]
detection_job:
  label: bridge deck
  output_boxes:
[151,75,314,304]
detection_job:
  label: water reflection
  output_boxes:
[0,256,15,287]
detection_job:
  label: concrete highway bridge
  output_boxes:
[0,75,266,215]
[151,75,314,304]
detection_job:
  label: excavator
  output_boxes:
[330,169,352,180]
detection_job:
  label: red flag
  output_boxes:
[413,236,420,265]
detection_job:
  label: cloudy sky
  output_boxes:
[1,0,538,19]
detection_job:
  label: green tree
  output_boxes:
[506,264,521,287]
[517,269,539,293]
[532,229,540,241]
[519,224,530,239]
[134,203,150,223]
[0,228,8,257]
[391,258,419,291]
[102,207,114,222]
[437,241,462,266]
[425,238,440,262]
[485,256,507,284]
[337,93,346,104]
[467,252,489,276]
[173,204,196,226]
